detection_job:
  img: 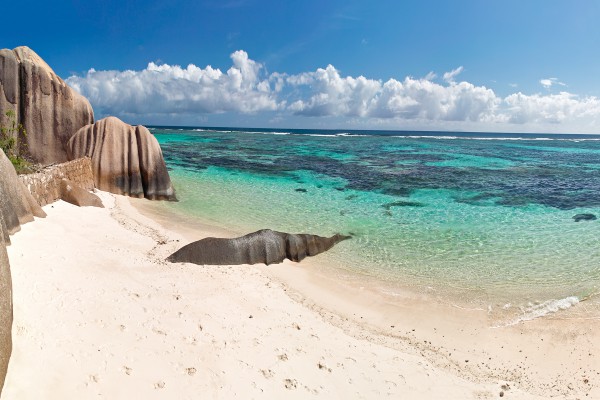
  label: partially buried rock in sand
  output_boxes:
[60,179,103,208]
[167,229,350,265]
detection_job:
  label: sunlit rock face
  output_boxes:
[0,46,94,165]
[67,117,176,201]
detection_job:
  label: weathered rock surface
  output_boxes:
[67,116,176,200]
[167,229,350,265]
[19,157,95,207]
[60,179,103,208]
[0,218,12,396]
[0,46,94,164]
[0,150,46,238]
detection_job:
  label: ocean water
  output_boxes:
[150,126,600,325]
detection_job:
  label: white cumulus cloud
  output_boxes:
[502,91,600,124]
[284,65,600,126]
[66,50,600,132]
[286,66,498,122]
[66,50,280,117]
[286,65,381,117]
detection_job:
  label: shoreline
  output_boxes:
[134,173,600,327]
[132,196,600,398]
[0,192,597,398]
[132,194,600,324]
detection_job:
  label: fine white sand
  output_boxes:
[2,191,598,399]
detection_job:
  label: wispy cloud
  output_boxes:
[226,31,240,48]
[67,50,600,130]
[333,13,361,21]
[423,71,437,81]
[540,77,567,89]
[442,66,464,84]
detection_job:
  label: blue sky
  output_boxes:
[3,0,600,133]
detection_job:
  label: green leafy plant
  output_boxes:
[0,110,31,173]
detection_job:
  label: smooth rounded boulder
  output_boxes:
[0,46,94,164]
[66,116,176,201]
[167,229,350,265]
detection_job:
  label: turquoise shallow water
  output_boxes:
[151,127,600,324]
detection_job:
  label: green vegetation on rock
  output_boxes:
[0,110,31,173]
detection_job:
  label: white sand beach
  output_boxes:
[1,191,598,399]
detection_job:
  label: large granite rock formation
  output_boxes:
[0,46,94,165]
[67,117,176,200]
[0,150,46,240]
[167,229,350,265]
[0,218,12,396]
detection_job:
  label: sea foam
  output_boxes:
[254,131,291,135]
[497,296,580,327]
